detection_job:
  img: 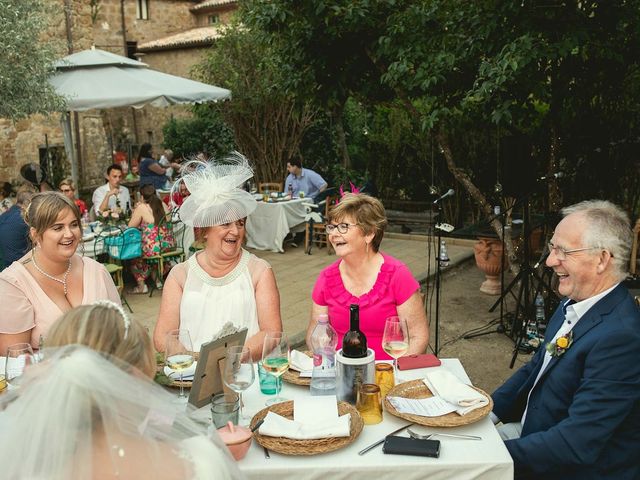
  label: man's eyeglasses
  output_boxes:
[325,223,359,234]
[548,242,602,261]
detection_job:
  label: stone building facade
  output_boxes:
[0,0,237,199]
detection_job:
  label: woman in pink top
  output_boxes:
[0,192,120,353]
[306,193,429,360]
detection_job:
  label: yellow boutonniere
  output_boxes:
[546,330,574,358]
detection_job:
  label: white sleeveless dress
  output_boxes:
[179,249,260,349]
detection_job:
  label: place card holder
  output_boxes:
[188,328,248,408]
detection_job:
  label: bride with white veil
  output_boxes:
[0,345,243,479]
[0,302,243,479]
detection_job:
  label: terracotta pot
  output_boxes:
[473,237,504,295]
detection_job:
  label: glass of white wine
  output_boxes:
[261,332,290,406]
[223,345,255,423]
[164,329,194,403]
[382,316,409,382]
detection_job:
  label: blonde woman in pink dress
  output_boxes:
[0,192,120,354]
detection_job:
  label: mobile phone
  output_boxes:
[383,435,440,458]
[397,353,441,371]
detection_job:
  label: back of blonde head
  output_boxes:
[47,303,155,377]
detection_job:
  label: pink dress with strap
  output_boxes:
[311,252,419,360]
[0,255,121,348]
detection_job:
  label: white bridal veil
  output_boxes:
[0,345,243,479]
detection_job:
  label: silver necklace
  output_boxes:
[31,250,72,296]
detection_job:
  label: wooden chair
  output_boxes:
[304,190,336,255]
[258,182,283,193]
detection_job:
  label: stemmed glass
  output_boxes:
[223,345,255,424]
[382,316,409,382]
[164,329,194,404]
[261,332,290,406]
[5,343,36,388]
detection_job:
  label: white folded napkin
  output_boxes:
[259,396,351,440]
[163,361,197,381]
[289,350,313,374]
[423,369,489,416]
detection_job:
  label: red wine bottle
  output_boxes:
[342,304,367,358]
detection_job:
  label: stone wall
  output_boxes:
[0,0,232,191]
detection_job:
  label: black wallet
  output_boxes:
[382,435,441,458]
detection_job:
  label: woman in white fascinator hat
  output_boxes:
[154,152,282,359]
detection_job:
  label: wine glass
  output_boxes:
[164,329,194,404]
[261,332,290,406]
[223,345,255,424]
[382,316,409,381]
[5,343,36,388]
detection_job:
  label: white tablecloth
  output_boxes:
[195,359,513,480]
[245,199,307,253]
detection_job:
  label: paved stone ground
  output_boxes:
[127,233,530,393]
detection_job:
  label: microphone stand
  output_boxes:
[434,201,443,355]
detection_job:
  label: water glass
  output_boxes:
[375,363,395,398]
[5,343,36,388]
[211,392,240,428]
[258,361,278,395]
[356,383,383,425]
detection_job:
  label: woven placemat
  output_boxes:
[250,401,364,455]
[384,379,493,427]
[282,351,311,386]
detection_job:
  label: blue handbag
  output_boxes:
[104,227,142,260]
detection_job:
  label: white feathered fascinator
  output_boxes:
[173,152,257,227]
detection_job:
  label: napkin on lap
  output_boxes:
[289,350,313,373]
[423,369,488,416]
[163,361,197,381]
[259,396,351,440]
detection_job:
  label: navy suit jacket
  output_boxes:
[492,284,640,480]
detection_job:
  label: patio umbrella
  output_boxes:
[49,48,231,186]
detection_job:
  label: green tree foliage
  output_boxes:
[244,0,640,219]
[0,0,65,120]
[162,106,235,160]
[194,23,316,183]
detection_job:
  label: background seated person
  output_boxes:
[154,153,282,360]
[306,192,428,359]
[0,186,34,268]
[284,157,327,200]
[128,184,175,294]
[0,181,14,214]
[92,163,130,216]
[59,178,87,216]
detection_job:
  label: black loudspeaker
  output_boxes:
[500,134,537,197]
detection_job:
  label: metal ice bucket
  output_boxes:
[335,348,375,404]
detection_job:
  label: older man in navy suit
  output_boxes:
[492,200,640,480]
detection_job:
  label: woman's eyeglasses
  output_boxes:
[325,223,359,234]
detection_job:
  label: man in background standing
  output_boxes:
[0,186,35,268]
[284,158,327,201]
